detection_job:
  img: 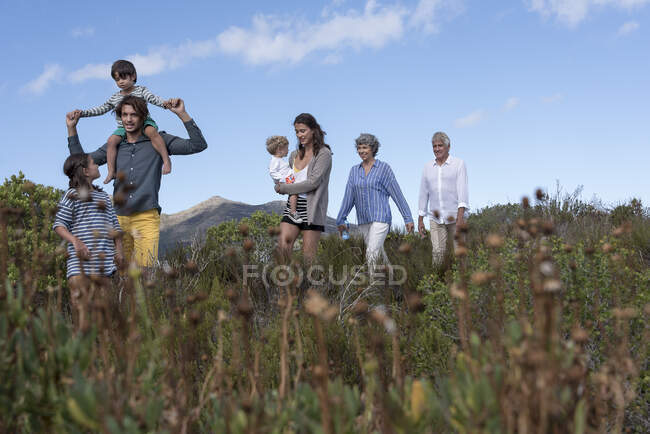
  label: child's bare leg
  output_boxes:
[289,194,298,215]
[104,135,122,184]
[145,126,171,175]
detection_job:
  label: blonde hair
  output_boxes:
[266,135,289,155]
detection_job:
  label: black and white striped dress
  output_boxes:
[53,187,121,278]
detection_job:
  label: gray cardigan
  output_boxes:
[278,147,332,226]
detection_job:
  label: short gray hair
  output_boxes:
[355,133,380,157]
[431,131,450,147]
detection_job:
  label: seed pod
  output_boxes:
[454,246,468,257]
[406,293,424,313]
[189,310,201,326]
[541,221,554,235]
[243,239,255,252]
[571,327,589,343]
[113,191,126,207]
[237,297,253,318]
[225,288,237,301]
[486,234,504,248]
[470,271,493,285]
[522,196,530,209]
[352,300,369,315]
[535,189,545,201]
[239,223,249,236]
[21,181,36,194]
[184,260,198,273]
[398,242,411,254]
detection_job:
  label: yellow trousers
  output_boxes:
[118,209,160,267]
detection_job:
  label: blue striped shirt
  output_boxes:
[336,160,413,226]
[53,187,121,278]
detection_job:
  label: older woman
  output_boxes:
[336,133,414,266]
[275,113,332,262]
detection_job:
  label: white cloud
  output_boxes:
[21,64,63,95]
[527,0,650,27]
[70,26,95,38]
[24,1,466,93]
[69,63,111,82]
[617,20,640,34]
[217,3,407,65]
[504,96,520,110]
[541,92,564,103]
[454,109,486,128]
[410,0,465,33]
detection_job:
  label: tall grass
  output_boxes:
[1,178,648,432]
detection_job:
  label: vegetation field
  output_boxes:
[1,173,648,433]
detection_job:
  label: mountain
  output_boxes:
[159,196,338,254]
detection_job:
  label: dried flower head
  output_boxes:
[398,242,412,254]
[454,246,468,257]
[243,239,255,252]
[470,271,494,285]
[113,191,126,207]
[543,278,562,292]
[237,297,253,318]
[535,188,545,201]
[486,234,504,248]
[450,283,466,299]
[522,196,530,209]
[238,223,249,236]
[184,260,198,273]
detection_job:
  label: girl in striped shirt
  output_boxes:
[67,59,172,184]
[53,153,123,324]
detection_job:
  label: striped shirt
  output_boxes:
[80,85,166,127]
[336,159,413,227]
[53,187,121,278]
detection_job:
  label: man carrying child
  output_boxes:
[66,96,208,267]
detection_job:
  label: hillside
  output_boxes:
[159,195,339,253]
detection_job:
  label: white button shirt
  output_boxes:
[418,155,469,224]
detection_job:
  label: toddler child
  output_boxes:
[267,136,302,224]
[53,153,123,328]
[67,59,172,184]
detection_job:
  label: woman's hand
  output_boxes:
[405,222,414,234]
[72,238,90,260]
[275,183,282,194]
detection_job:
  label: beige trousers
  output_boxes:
[429,220,457,266]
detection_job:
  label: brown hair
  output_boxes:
[294,113,330,159]
[114,95,149,123]
[111,59,137,82]
[266,136,289,155]
[63,153,97,191]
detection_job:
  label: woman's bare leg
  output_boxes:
[301,230,322,264]
[278,222,301,261]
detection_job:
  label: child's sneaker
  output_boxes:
[287,212,303,224]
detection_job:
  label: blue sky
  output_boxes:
[1,0,648,226]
